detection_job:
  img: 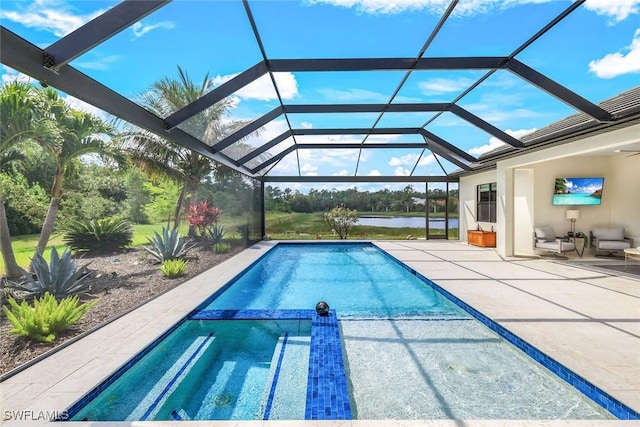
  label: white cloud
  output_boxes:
[458,102,540,124]
[213,72,298,101]
[418,77,473,95]
[584,0,639,23]
[64,95,108,119]
[242,119,289,149]
[74,55,121,71]
[394,166,410,176]
[367,169,381,176]
[332,169,350,176]
[300,163,318,176]
[301,163,319,173]
[131,21,175,38]
[0,0,106,37]
[307,0,557,16]
[419,153,436,166]
[389,152,435,167]
[1,66,32,84]
[266,142,362,176]
[308,0,452,15]
[589,29,640,78]
[300,121,314,129]
[389,154,416,166]
[318,87,389,102]
[468,128,536,156]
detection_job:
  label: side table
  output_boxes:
[567,234,588,258]
[623,248,640,270]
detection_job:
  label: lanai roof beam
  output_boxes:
[43,0,169,72]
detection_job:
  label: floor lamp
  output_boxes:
[566,209,580,236]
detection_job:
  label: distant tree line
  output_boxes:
[265,185,459,214]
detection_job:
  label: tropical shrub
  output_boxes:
[143,179,180,223]
[0,172,48,235]
[160,259,188,278]
[213,242,231,254]
[5,247,91,299]
[62,218,133,253]
[142,226,195,262]
[2,292,97,343]
[324,205,359,239]
[204,224,225,245]
[123,168,150,224]
[186,200,221,237]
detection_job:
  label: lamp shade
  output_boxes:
[566,209,580,220]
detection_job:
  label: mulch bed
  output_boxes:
[0,244,244,378]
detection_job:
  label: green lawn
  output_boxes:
[0,223,195,275]
[265,211,458,240]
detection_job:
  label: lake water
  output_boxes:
[357,216,458,229]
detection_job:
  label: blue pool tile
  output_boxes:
[305,310,352,420]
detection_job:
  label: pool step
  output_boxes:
[130,333,215,421]
[259,333,311,420]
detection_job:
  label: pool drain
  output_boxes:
[213,393,234,407]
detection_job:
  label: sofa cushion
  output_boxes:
[592,227,625,241]
[536,241,575,251]
[535,227,556,242]
[598,240,631,250]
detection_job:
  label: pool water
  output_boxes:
[68,242,624,421]
[205,243,468,319]
[342,319,611,419]
[71,319,311,421]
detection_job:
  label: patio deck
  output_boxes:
[1,240,639,426]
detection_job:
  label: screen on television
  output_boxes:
[553,177,604,205]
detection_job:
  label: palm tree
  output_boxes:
[124,66,260,235]
[33,88,118,258]
[554,178,567,194]
[401,185,415,213]
[0,81,57,278]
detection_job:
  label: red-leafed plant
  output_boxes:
[186,200,221,237]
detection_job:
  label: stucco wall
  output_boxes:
[460,122,640,256]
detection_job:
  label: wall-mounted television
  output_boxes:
[553,177,604,205]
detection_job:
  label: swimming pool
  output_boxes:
[70,318,314,421]
[66,242,633,420]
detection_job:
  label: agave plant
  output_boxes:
[204,224,225,245]
[62,218,133,253]
[142,226,195,262]
[6,247,91,299]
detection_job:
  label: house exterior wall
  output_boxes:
[460,122,640,257]
[459,170,497,241]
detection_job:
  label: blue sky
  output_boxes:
[563,177,605,194]
[1,0,639,190]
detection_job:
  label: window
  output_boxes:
[477,183,496,223]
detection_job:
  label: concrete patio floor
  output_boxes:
[1,240,639,426]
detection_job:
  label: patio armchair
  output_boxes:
[534,227,576,258]
[590,227,633,257]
